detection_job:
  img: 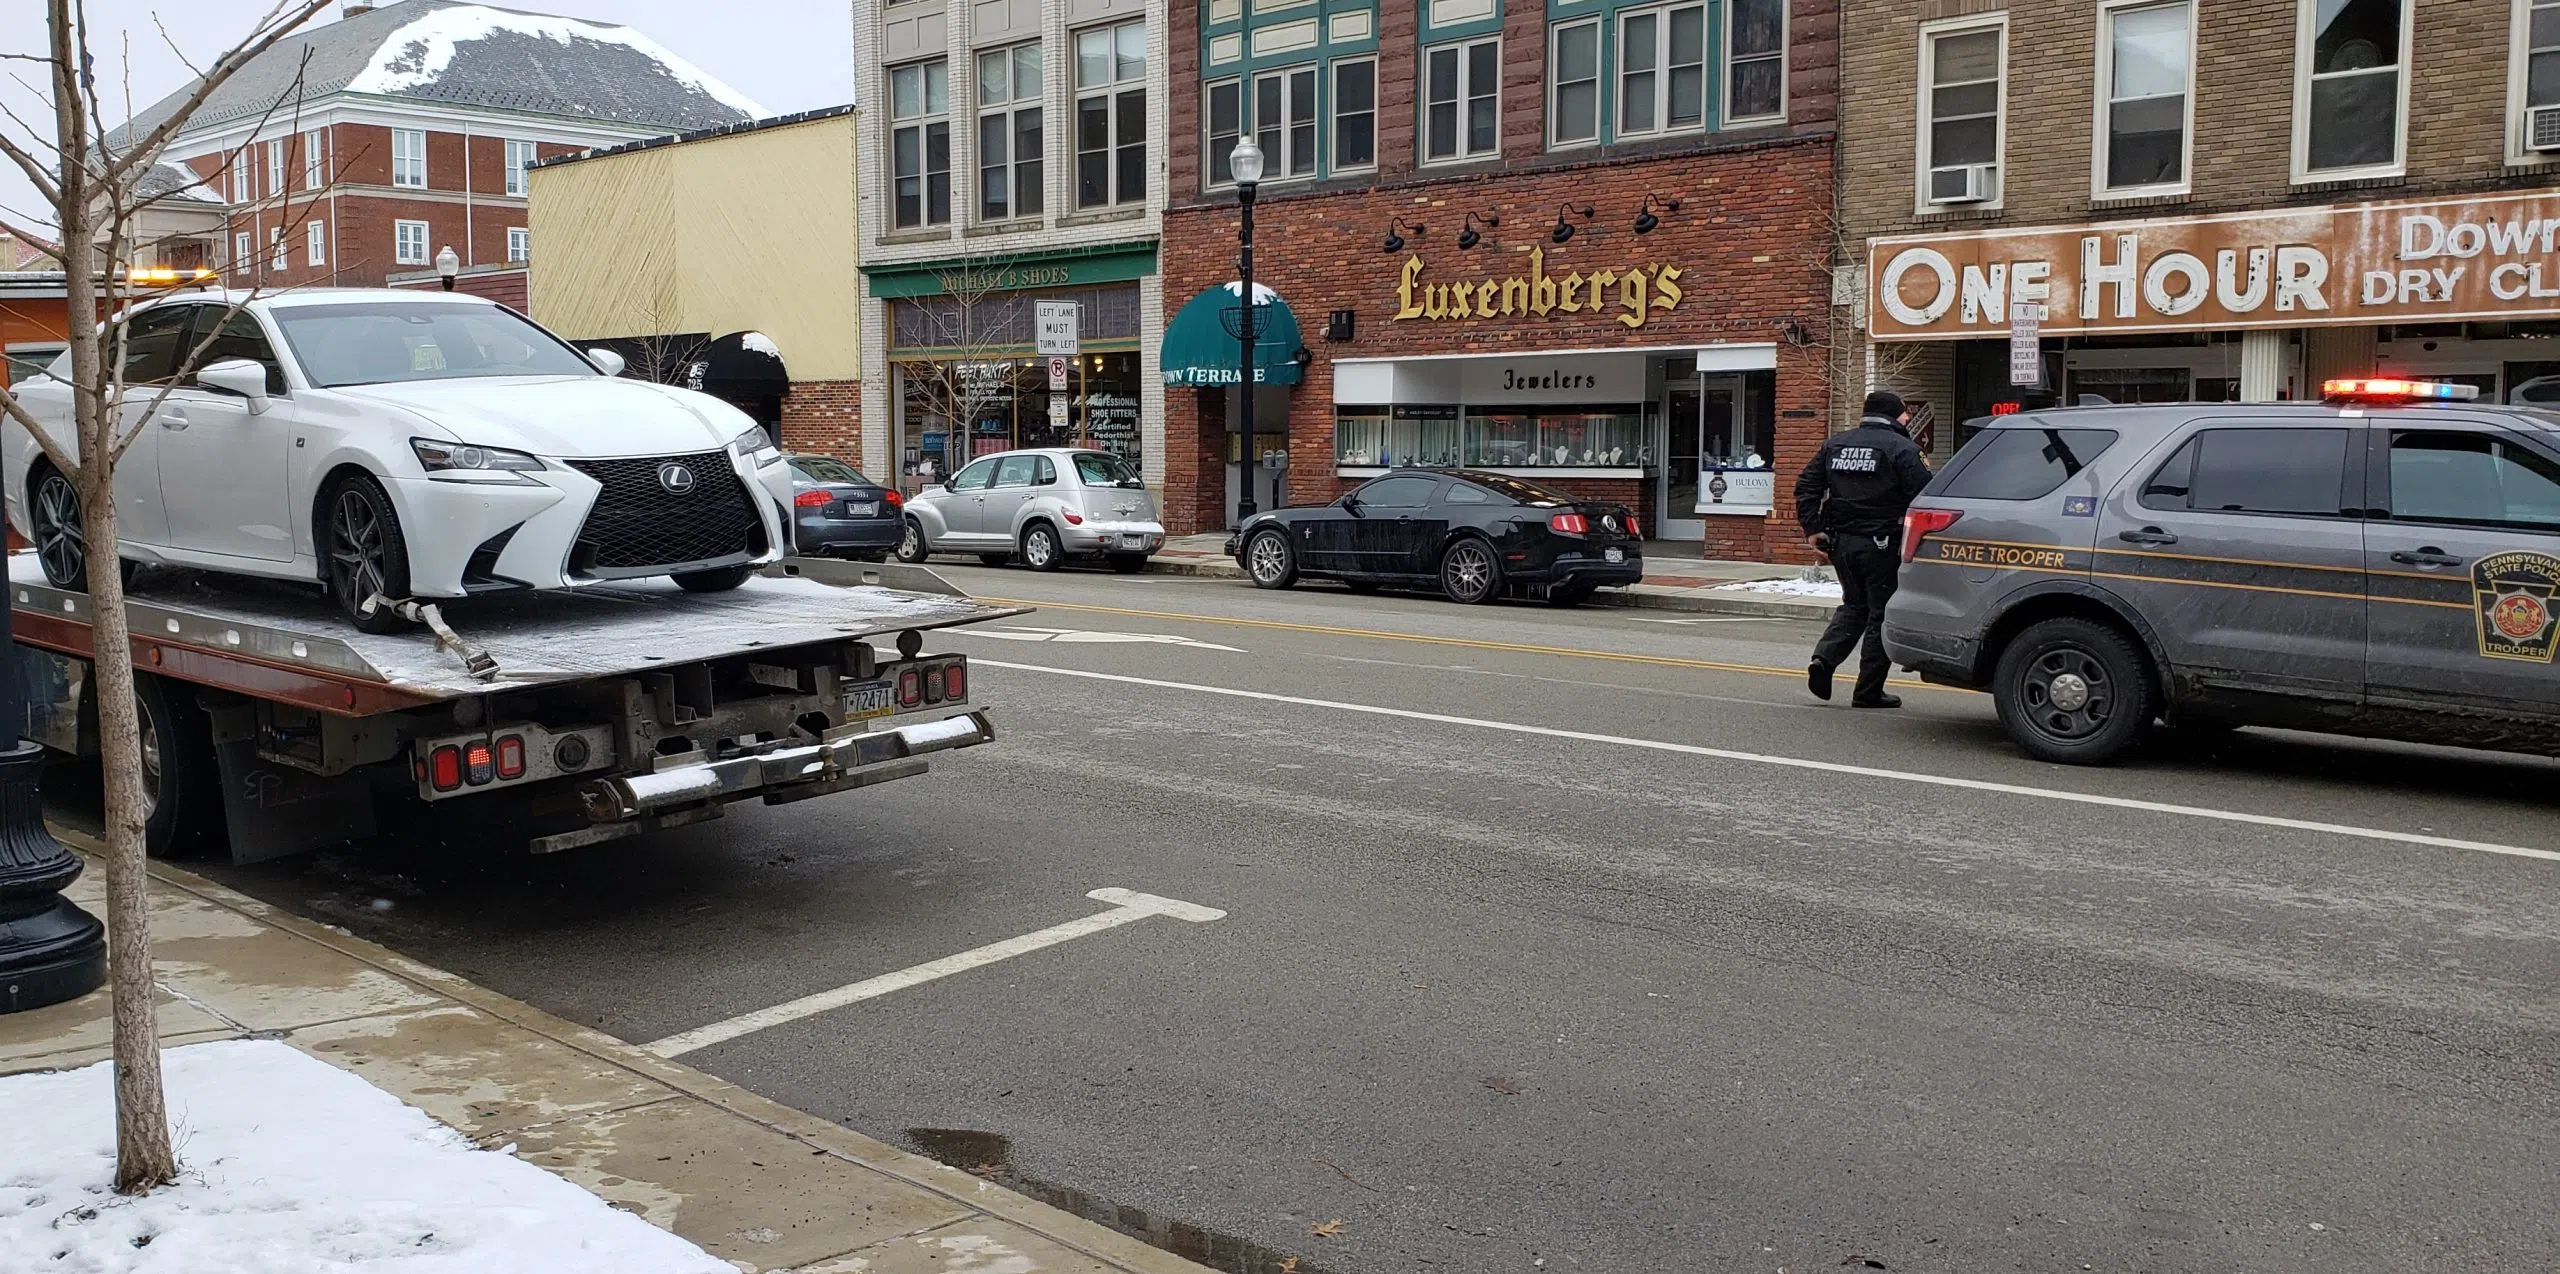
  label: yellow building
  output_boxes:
[529,106,860,457]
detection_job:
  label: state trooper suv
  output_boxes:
[1883,380,2560,764]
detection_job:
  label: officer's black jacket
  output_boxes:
[1793,416,1933,537]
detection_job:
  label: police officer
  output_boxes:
[1793,390,1933,708]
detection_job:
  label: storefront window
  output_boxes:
[889,283,1145,489]
[1463,406,1646,467]
[1335,405,1458,467]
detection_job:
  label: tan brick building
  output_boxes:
[1155,0,1843,558]
[1839,0,2560,454]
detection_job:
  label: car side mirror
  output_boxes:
[585,348,627,377]
[1340,496,1364,516]
[196,359,270,413]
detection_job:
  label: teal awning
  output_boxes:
[1160,282,1303,387]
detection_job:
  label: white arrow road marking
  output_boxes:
[642,887,1227,1058]
[953,625,1245,652]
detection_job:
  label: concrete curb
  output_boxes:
[1143,555,1832,621]
[32,835,1214,1274]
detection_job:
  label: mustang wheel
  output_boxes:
[1993,617,2153,765]
[894,519,931,563]
[1439,537,1502,605]
[31,466,89,590]
[323,473,414,634]
[1245,528,1298,589]
[1022,523,1063,572]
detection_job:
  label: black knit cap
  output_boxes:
[1862,390,1906,420]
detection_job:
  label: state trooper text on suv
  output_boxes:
[1883,379,2560,764]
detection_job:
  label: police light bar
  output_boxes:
[2321,378,2480,403]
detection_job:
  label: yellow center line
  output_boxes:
[972,594,1968,692]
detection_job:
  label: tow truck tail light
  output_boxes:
[1549,513,1590,534]
[429,745,462,792]
[1903,507,1962,563]
[794,489,832,507]
[897,667,924,707]
[494,735,526,780]
[463,741,495,786]
[2322,377,2481,403]
[941,662,967,702]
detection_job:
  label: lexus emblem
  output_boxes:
[657,462,697,495]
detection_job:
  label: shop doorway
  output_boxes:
[1656,375,1742,541]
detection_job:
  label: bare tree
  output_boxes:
[0,0,336,1194]
[889,258,1034,476]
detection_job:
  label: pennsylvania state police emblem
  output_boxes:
[2471,551,2560,663]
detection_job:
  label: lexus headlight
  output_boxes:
[412,437,544,482]
[729,425,783,466]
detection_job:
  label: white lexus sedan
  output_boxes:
[4,289,793,631]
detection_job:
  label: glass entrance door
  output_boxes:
[1660,380,1704,540]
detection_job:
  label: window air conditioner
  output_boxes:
[1927,163,1996,205]
[2530,104,2560,153]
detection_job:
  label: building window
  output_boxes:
[507,227,530,262]
[1919,18,2004,207]
[1618,4,1707,137]
[2097,1,2191,195]
[1074,20,1146,208]
[264,139,284,197]
[232,231,250,274]
[1725,0,1786,122]
[269,226,286,273]
[229,162,251,204]
[1423,38,1500,162]
[889,59,952,228]
[2514,0,2560,156]
[1333,58,1377,171]
[504,139,535,197]
[303,128,325,190]
[1206,78,1242,187]
[1551,21,1601,146]
[1255,65,1319,178]
[392,128,427,188]
[394,219,428,265]
[977,42,1044,222]
[307,219,326,266]
[2294,0,2409,178]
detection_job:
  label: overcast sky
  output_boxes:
[1,0,853,235]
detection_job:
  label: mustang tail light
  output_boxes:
[1902,507,1963,563]
[794,489,832,508]
[1548,513,1590,534]
[1626,515,1642,538]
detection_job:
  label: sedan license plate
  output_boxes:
[846,501,879,517]
[1604,547,1625,563]
[846,680,894,720]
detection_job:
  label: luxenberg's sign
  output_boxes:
[1394,249,1687,330]
[1866,191,2560,340]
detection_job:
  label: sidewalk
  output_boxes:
[1149,533,1840,620]
[0,835,1216,1274]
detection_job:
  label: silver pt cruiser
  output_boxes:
[895,447,1166,572]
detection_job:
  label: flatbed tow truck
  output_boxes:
[8,555,1017,861]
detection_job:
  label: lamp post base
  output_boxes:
[0,741,104,1014]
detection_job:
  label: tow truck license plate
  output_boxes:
[847,680,895,719]
[1604,547,1625,563]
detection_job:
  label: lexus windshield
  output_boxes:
[273,301,598,387]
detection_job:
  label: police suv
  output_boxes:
[1883,379,2560,764]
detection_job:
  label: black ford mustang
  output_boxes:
[1225,468,1644,605]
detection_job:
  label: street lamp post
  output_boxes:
[1230,136,1264,525]
[0,581,103,1013]
[435,245,460,292]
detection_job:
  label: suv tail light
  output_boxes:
[1902,507,1962,562]
[1549,513,1590,534]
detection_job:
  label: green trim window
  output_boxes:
[1423,37,1501,162]
[1542,0,1788,148]
[1207,78,1243,185]
[1198,0,1380,188]
[977,43,1044,222]
[1332,57,1377,169]
[1256,64,1321,177]
[890,59,952,228]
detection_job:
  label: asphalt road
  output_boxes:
[199,563,2560,1273]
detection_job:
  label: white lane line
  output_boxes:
[643,887,1226,1057]
[973,659,2560,865]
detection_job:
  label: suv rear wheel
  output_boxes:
[1992,617,2153,765]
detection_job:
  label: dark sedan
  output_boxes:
[788,455,904,560]
[1226,469,1643,605]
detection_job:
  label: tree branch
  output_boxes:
[98,0,334,183]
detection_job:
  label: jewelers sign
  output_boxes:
[1867,191,2560,340]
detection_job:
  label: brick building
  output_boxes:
[114,0,761,292]
[1155,0,1840,557]
[1841,0,2560,453]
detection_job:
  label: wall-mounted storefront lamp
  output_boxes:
[1549,203,1594,246]
[1632,195,1682,235]
[1456,211,1500,250]
[1382,219,1426,253]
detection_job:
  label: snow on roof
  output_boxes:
[348,5,765,120]
[738,331,781,358]
[134,160,225,205]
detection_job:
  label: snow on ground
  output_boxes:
[347,5,768,119]
[0,1040,726,1274]
[1715,576,1845,599]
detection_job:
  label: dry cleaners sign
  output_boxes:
[1867,191,2560,339]
[1395,249,1687,330]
